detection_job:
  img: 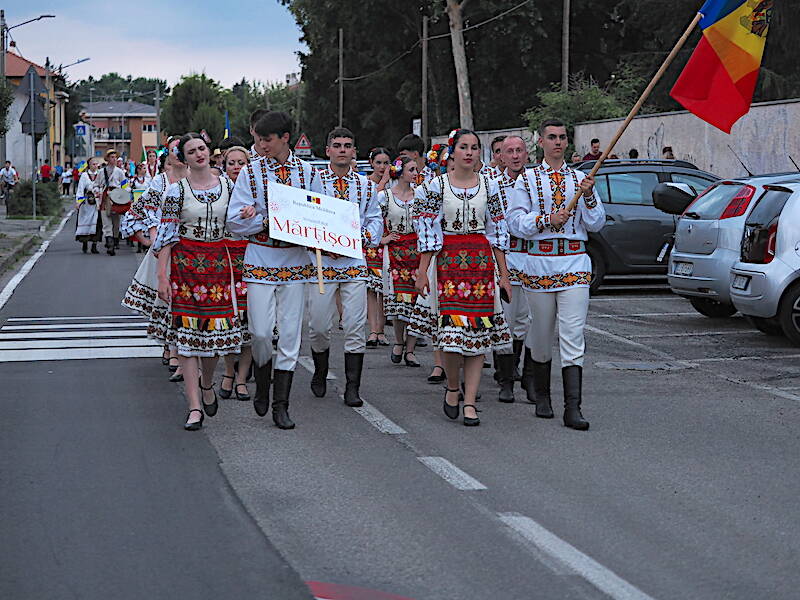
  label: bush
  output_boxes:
[7,180,63,217]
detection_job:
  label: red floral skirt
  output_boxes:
[436,233,495,329]
[224,239,248,323]
[364,245,384,292]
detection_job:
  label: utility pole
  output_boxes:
[29,68,36,219]
[0,10,6,165]
[561,0,570,92]
[89,86,95,158]
[45,57,51,163]
[295,78,302,136]
[338,28,343,127]
[154,82,160,145]
[421,16,429,143]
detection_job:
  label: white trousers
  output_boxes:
[308,281,367,354]
[524,286,589,367]
[247,282,305,371]
[102,206,120,239]
[502,285,531,340]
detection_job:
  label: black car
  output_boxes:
[572,159,719,293]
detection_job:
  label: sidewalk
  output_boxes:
[0,199,70,276]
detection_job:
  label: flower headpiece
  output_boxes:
[426,143,450,174]
[389,158,404,179]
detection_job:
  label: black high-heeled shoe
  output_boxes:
[427,366,446,384]
[219,374,234,399]
[168,371,184,383]
[366,332,379,348]
[463,404,481,427]
[161,347,170,366]
[376,334,390,347]
[234,383,251,401]
[200,381,218,417]
[390,343,403,364]
[443,388,460,420]
[184,408,204,431]
[168,357,179,373]
[404,351,421,367]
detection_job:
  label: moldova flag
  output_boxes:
[670,0,773,133]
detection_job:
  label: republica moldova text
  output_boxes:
[271,216,360,250]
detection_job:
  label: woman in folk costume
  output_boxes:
[409,129,513,427]
[154,133,244,431]
[74,157,103,254]
[121,137,186,378]
[365,147,391,348]
[144,148,158,184]
[382,156,422,367]
[216,145,253,402]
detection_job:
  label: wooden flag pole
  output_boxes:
[566,11,703,213]
[315,248,325,294]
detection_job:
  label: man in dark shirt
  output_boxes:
[582,138,601,161]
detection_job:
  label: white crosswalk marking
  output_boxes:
[0,316,161,362]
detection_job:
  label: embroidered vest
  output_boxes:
[385,189,414,234]
[177,177,230,243]
[441,174,489,234]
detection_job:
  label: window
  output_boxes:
[606,172,660,205]
[671,173,715,195]
[594,175,611,204]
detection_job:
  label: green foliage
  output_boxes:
[161,74,224,144]
[6,181,63,217]
[190,102,225,145]
[223,79,301,147]
[70,73,169,105]
[0,82,14,138]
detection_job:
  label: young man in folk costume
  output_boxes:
[92,149,128,256]
[492,135,531,402]
[308,127,383,407]
[397,134,436,187]
[248,108,270,160]
[506,119,605,430]
[227,111,320,429]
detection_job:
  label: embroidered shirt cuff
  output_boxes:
[584,195,597,209]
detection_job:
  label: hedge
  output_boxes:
[6,180,64,217]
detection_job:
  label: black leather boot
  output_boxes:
[252,360,272,417]
[310,349,329,397]
[496,353,515,403]
[532,360,554,419]
[521,347,536,403]
[512,339,524,381]
[562,365,589,431]
[271,369,296,429]
[343,352,364,407]
[90,243,99,254]
[82,241,88,253]
[105,236,115,256]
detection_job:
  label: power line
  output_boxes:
[337,0,532,83]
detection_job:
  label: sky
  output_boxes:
[3,0,304,87]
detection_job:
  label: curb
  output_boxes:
[0,234,37,277]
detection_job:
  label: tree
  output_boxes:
[190,102,225,146]
[161,74,224,143]
[0,81,14,138]
[445,0,473,129]
[70,73,169,105]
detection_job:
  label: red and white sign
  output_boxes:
[294,133,312,157]
[267,182,362,259]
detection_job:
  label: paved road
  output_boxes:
[2,215,799,599]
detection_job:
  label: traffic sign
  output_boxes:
[18,66,47,97]
[75,124,87,136]
[294,133,312,157]
[20,98,47,135]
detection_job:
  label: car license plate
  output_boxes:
[732,275,749,290]
[674,261,693,276]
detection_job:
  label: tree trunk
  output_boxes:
[446,0,474,130]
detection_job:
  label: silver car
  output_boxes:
[665,173,800,318]
[730,181,800,345]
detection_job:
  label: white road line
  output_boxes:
[417,457,487,491]
[0,338,160,350]
[628,330,756,338]
[691,353,800,363]
[589,296,684,302]
[1,322,148,331]
[297,355,337,380]
[350,400,407,434]
[0,329,148,340]
[6,315,142,322]
[592,312,697,318]
[0,346,162,362]
[584,324,673,360]
[499,513,656,600]
[0,210,73,311]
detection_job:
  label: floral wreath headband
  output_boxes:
[426,129,460,174]
[389,158,405,179]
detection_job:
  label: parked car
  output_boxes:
[729,182,800,344]
[572,159,718,293]
[654,172,800,318]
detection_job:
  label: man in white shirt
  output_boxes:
[92,149,127,255]
[0,160,19,200]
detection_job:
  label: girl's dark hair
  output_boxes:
[158,151,167,172]
[177,132,206,162]
[369,147,391,162]
[389,155,415,180]
[452,129,481,149]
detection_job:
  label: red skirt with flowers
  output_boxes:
[161,238,245,356]
[383,233,419,321]
[224,239,249,326]
[364,245,384,292]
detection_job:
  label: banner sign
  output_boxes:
[266,182,363,259]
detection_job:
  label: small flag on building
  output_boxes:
[670,0,773,133]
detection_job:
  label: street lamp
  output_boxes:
[58,57,90,74]
[0,12,56,164]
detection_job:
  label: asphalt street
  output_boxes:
[2,214,799,599]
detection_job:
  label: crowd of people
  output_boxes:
[96,109,604,433]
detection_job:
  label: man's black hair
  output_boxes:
[538,119,567,136]
[327,126,355,146]
[253,111,294,139]
[397,134,425,155]
[218,136,246,152]
[491,135,507,151]
[249,108,270,127]
[590,138,600,145]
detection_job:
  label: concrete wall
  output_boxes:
[573,99,800,179]
[7,89,47,179]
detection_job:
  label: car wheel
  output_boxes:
[777,282,800,346]
[587,244,605,296]
[689,297,737,318]
[745,315,784,336]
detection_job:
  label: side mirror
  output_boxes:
[653,182,695,215]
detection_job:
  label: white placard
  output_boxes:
[266,182,363,259]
